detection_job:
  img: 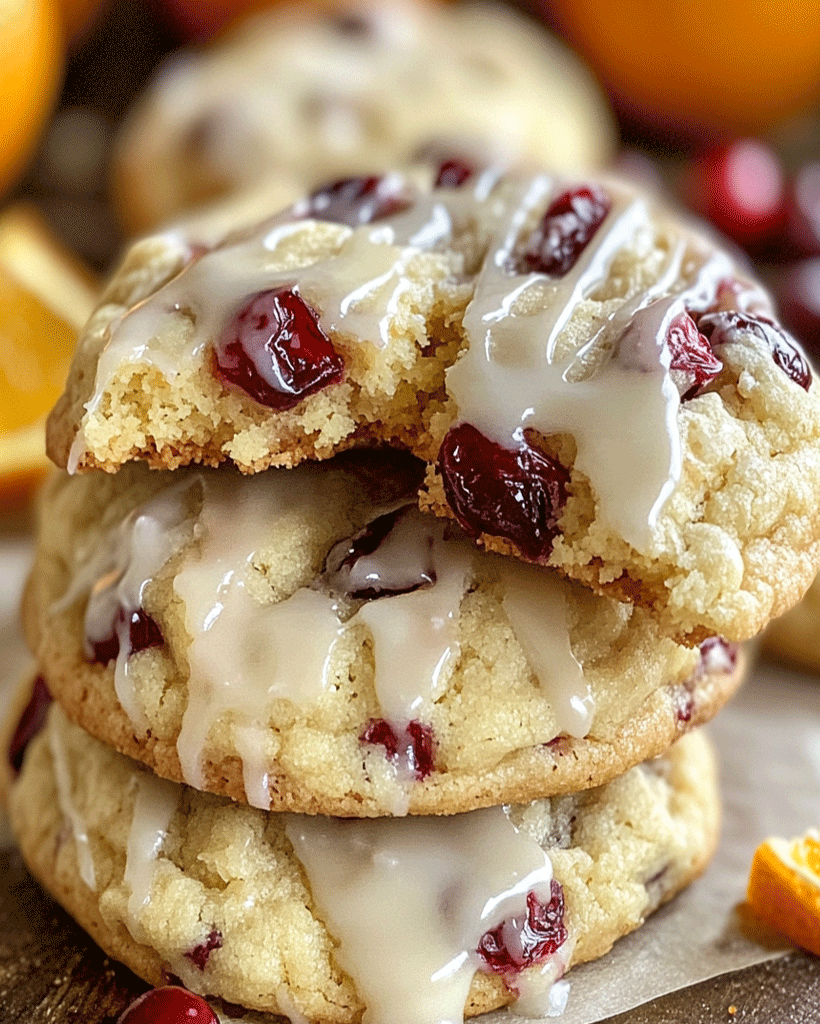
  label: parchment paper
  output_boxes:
[0,520,816,1024]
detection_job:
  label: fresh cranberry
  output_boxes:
[476,882,568,974]
[777,258,820,357]
[786,162,820,257]
[666,311,723,400]
[214,288,344,410]
[303,175,410,226]
[438,424,570,562]
[434,158,475,189]
[184,929,223,971]
[8,676,52,776]
[360,718,435,780]
[116,986,218,1024]
[516,185,611,277]
[697,309,811,390]
[86,608,164,666]
[322,505,434,601]
[682,139,786,250]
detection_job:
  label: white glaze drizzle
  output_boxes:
[284,805,561,1024]
[47,708,97,891]
[123,771,179,942]
[77,480,197,731]
[173,470,345,792]
[498,560,593,738]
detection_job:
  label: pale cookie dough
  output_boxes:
[47,164,820,644]
[112,0,614,234]
[762,571,820,671]
[4,697,720,1024]
[24,456,742,817]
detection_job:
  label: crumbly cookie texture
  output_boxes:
[5,698,719,1023]
[24,458,742,816]
[47,164,820,643]
[112,0,614,233]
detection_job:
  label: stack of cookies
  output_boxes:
[7,155,820,1023]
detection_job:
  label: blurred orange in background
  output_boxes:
[0,0,65,198]
[0,206,97,500]
[60,0,107,43]
[547,0,820,138]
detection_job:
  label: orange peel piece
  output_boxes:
[747,830,820,957]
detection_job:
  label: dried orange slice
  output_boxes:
[747,829,820,957]
[0,204,97,499]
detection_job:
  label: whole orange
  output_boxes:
[548,0,820,137]
[0,0,64,196]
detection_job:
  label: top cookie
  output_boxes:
[112,0,615,233]
[48,162,820,643]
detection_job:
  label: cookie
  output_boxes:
[24,455,743,817]
[47,163,820,644]
[4,693,720,1023]
[112,0,615,234]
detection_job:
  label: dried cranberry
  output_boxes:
[116,986,218,1024]
[517,185,611,277]
[438,424,569,562]
[86,608,164,666]
[304,175,410,226]
[476,882,568,974]
[360,718,435,780]
[322,505,434,601]
[184,929,223,971]
[666,311,723,400]
[673,684,695,724]
[434,158,475,189]
[682,139,786,251]
[8,676,52,776]
[697,309,811,390]
[214,288,344,410]
[698,636,738,674]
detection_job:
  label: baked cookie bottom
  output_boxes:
[4,692,720,1023]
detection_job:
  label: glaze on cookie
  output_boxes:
[24,456,743,815]
[5,697,719,1024]
[48,163,820,643]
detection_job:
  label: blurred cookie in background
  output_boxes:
[111,0,616,234]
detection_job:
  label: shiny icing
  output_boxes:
[65,466,600,810]
[284,804,569,1024]
[71,165,771,553]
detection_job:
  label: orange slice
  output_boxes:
[0,204,97,499]
[747,829,820,957]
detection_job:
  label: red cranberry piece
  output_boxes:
[517,185,611,277]
[184,929,223,971]
[8,676,52,776]
[666,311,723,400]
[438,423,569,562]
[360,718,435,780]
[304,175,410,226]
[697,309,811,390]
[682,139,786,250]
[86,608,164,666]
[777,258,820,358]
[476,882,568,975]
[215,288,344,411]
[698,636,738,674]
[322,505,434,601]
[434,158,476,189]
[786,162,820,258]
[116,987,218,1024]
[673,684,695,724]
